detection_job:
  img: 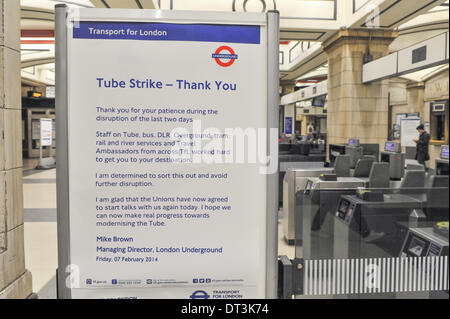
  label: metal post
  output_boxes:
[266,10,280,299]
[55,3,72,299]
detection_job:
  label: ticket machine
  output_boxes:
[381,141,405,180]
[346,138,364,169]
[435,145,449,176]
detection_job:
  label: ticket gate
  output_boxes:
[279,142,327,206]
[333,191,425,260]
[284,154,369,245]
[279,161,325,206]
[346,138,363,169]
[397,222,449,299]
[291,142,311,156]
[400,222,449,258]
[282,167,334,245]
[435,145,449,176]
[301,175,367,260]
[329,144,346,166]
[351,156,376,178]
[381,141,405,180]
[332,169,448,261]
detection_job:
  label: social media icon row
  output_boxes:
[193,278,211,284]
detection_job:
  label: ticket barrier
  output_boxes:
[346,138,364,169]
[333,190,425,260]
[397,222,449,299]
[423,175,449,222]
[351,156,376,178]
[435,145,449,176]
[277,209,449,300]
[301,174,367,260]
[279,143,327,206]
[329,139,363,169]
[279,161,325,207]
[381,141,405,180]
[329,144,346,166]
[330,180,448,298]
[298,156,390,258]
[332,171,447,260]
[400,222,448,258]
[284,154,357,245]
[278,187,448,299]
[282,167,334,245]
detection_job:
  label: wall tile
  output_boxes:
[3,109,23,170]
[5,168,23,231]
[2,0,20,51]
[0,170,5,235]
[0,48,4,108]
[3,48,21,110]
[0,109,4,171]
[0,270,32,299]
[0,225,26,292]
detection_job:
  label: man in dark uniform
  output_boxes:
[413,124,430,170]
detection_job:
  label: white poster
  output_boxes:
[401,118,421,148]
[66,10,272,299]
[46,86,56,98]
[40,118,53,146]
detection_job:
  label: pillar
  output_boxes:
[0,0,33,298]
[323,28,397,149]
[280,81,296,136]
[406,82,425,117]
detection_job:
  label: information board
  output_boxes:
[56,7,279,299]
[40,118,53,146]
[285,117,293,135]
[401,117,421,148]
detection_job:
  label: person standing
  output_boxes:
[307,123,315,134]
[413,124,430,169]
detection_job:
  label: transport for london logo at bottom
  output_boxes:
[212,46,238,67]
[190,290,211,299]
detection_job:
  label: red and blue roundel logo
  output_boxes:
[212,46,238,67]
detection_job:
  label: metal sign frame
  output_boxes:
[55,4,279,299]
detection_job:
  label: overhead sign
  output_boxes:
[56,7,279,299]
[285,117,293,135]
[363,32,449,83]
[40,118,53,146]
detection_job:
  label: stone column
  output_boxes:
[406,82,425,117]
[323,28,397,149]
[280,81,296,136]
[0,0,33,298]
[280,80,296,96]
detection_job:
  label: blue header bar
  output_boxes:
[73,21,260,44]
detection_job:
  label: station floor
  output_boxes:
[22,165,295,299]
[23,167,58,298]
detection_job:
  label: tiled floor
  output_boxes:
[23,168,58,298]
[23,158,40,171]
[278,221,295,259]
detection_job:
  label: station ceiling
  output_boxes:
[19,0,449,86]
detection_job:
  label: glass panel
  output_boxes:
[294,186,449,299]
